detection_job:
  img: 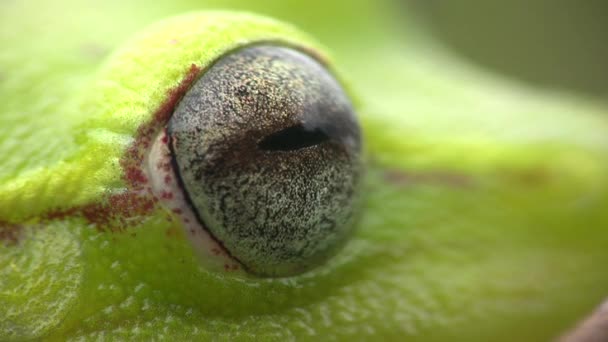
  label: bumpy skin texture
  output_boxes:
[168,45,361,277]
[1,1,608,341]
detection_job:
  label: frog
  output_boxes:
[1,0,608,341]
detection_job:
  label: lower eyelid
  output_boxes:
[146,129,244,274]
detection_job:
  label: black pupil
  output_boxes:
[258,123,331,151]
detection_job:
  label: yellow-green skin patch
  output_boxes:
[1,1,608,341]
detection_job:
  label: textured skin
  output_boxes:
[168,45,361,277]
[1,1,608,341]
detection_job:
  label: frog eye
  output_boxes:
[149,44,362,277]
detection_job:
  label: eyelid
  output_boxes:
[146,130,244,273]
[59,12,358,278]
[83,12,330,136]
[71,12,334,208]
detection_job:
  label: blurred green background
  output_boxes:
[409,0,608,99]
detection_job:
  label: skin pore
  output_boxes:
[1,0,608,341]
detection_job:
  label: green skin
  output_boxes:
[1,1,608,341]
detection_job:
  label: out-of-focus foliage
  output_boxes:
[410,0,608,97]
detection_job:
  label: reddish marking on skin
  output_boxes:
[44,206,81,221]
[112,192,155,218]
[44,192,158,232]
[384,169,473,188]
[161,135,169,144]
[124,167,148,189]
[164,175,172,184]
[0,65,203,236]
[160,191,173,200]
[172,208,182,214]
[0,221,24,246]
[120,64,202,189]
[156,160,171,173]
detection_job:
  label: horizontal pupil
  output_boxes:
[258,123,330,151]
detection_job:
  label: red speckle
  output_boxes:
[153,64,201,126]
[160,191,173,200]
[44,192,157,233]
[89,193,156,231]
[156,161,171,173]
[45,206,81,221]
[11,65,203,234]
[171,208,182,214]
[119,64,202,189]
[124,167,148,187]
[0,221,24,246]
[161,134,169,144]
[164,175,172,184]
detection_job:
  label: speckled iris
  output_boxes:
[167,45,362,277]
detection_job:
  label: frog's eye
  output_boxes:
[148,44,362,277]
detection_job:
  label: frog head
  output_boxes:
[1,3,608,341]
